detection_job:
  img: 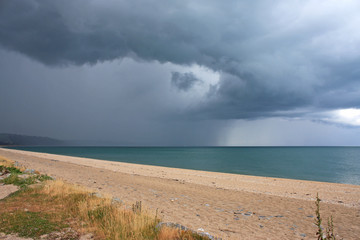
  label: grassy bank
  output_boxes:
[0,156,212,240]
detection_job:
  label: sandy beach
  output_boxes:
[0,147,359,239]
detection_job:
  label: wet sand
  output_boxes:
[0,147,359,239]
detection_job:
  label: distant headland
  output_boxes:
[0,133,64,146]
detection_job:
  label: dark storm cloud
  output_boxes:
[171,72,201,91]
[0,50,224,145]
[1,0,360,120]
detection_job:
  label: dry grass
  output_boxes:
[43,180,159,239]
[0,155,14,167]
[0,155,26,172]
[158,227,181,239]
[41,179,90,197]
[2,180,160,239]
[157,227,211,240]
[78,198,158,239]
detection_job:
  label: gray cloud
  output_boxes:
[171,72,201,91]
[1,0,360,131]
[0,49,226,145]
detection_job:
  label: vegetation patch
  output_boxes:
[158,227,212,240]
[0,211,68,238]
[0,156,17,169]
[0,155,213,240]
[0,156,52,188]
[315,194,339,240]
[0,173,52,188]
[0,178,211,240]
[0,165,22,174]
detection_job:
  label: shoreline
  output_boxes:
[1,147,359,207]
[1,147,360,239]
[5,146,360,187]
[2,146,358,187]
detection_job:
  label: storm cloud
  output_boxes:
[171,72,202,91]
[1,0,360,145]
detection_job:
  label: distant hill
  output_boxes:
[0,133,64,146]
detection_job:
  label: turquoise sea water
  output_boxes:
[8,147,360,185]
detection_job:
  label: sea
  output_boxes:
[8,146,360,185]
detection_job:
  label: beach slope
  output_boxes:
[0,148,359,239]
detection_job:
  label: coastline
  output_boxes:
[1,147,359,239]
[8,146,360,186]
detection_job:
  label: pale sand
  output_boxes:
[0,148,359,239]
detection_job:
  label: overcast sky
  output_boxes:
[1,0,360,146]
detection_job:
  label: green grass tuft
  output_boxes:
[0,165,22,174]
[0,165,52,188]
[315,193,339,240]
[0,211,68,238]
[0,173,52,187]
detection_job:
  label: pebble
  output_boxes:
[90,192,102,198]
[18,174,31,179]
[156,223,221,240]
[306,215,314,218]
[0,174,10,180]
[40,234,49,239]
[111,197,123,204]
[259,224,264,228]
[156,222,188,231]
[39,228,79,240]
[0,233,32,240]
[300,233,306,237]
[79,233,94,239]
[23,169,35,174]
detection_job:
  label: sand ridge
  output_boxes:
[1,148,359,239]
